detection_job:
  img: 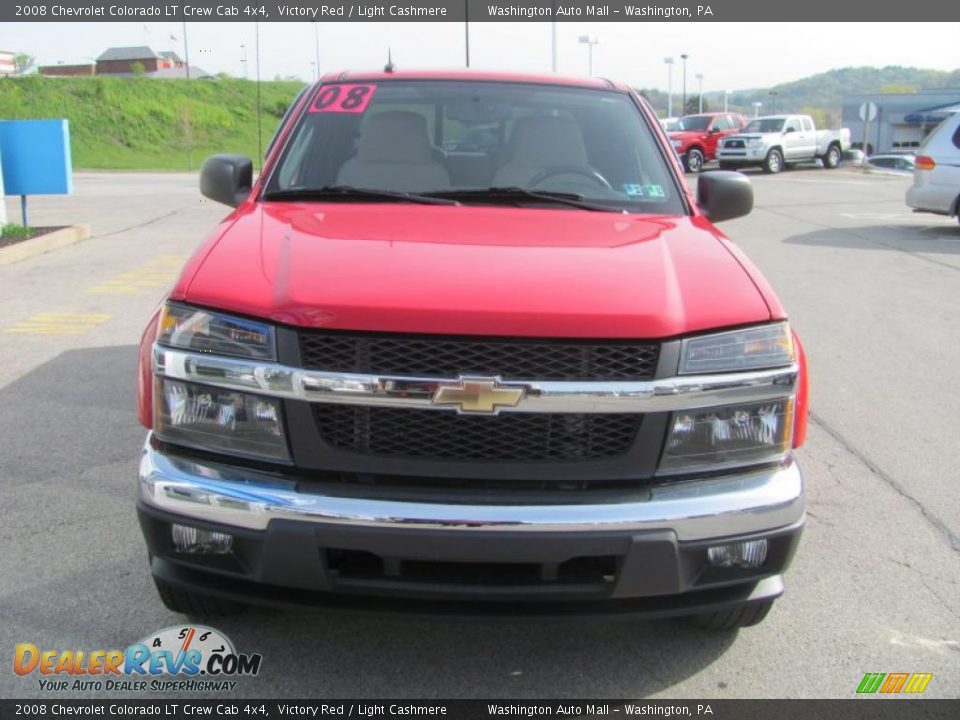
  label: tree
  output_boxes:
[13,53,35,75]
[130,62,146,76]
[684,97,707,114]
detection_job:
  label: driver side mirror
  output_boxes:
[709,127,721,134]
[200,154,253,207]
[697,171,753,223]
[783,127,796,134]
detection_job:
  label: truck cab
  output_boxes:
[136,71,808,629]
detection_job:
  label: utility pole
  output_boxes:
[464,0,470,67]
[240,44,247,80]
[680,53,688,114]
[314,22,320,78]
[664,57,674,118]
[182,21,190,79]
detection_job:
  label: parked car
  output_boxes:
[717,114,851,173]
[137,70,809,629]
[906,112,960,222]
[668,112,747,173]
[865,154,915,174]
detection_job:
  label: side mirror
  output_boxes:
[200,154,253,207]
[697,171,753,223]
[709,127,721,134]
[783,127,796,134]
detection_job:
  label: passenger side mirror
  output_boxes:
[709,127,721,134]
[697,171,753,223]
[200,154,253,207]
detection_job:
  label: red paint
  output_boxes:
[792,331,809,449]
[309,83,377,114]
[141,71,805,436]
[669,112,747,162]
[137,305,161,429]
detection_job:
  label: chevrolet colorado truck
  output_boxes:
[137,71,808,629]
[668,112,747,174]
[717,114,851,173]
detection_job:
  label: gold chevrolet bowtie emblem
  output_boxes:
[432,377,525,414]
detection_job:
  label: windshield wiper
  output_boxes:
[262,186,460,206]
[423,187,622,212]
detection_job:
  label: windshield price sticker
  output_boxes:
[310,84,377,113]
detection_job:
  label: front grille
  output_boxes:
[298,331,659,381]
[314,406,642,462]
[725,140,745,149]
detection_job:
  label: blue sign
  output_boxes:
[0,119,73,195]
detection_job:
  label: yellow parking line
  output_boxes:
[86,255,188,295]
[3,312,112,335]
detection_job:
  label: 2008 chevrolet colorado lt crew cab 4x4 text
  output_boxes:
[136,71,809,629]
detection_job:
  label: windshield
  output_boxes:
[743,118,785,133]
[676,115,711,131]
[266,80,684,214]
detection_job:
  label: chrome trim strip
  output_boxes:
[154,345,797,414]
[138,438,803,541]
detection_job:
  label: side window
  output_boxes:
[713,116,732,131]
[786,119,800,133]
[802,118,814,132]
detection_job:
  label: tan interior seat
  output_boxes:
[492,116,589,187]
[337,111,450,192]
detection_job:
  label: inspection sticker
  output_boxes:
[310,84,377,113]
[623,184,645,197]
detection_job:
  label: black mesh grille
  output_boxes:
[315,406,642,462]
[298,332,659,381]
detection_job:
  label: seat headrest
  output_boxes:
[356,111,435,165]
[508,116,588,166]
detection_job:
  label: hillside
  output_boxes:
[0,76,304,170]
[641,65,960,119]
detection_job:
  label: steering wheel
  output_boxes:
[528,165,614,191]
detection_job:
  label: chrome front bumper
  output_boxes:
[138,436,804,542]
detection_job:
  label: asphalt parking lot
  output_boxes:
[1,168,958,699]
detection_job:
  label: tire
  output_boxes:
[762,148,783,174]
[689,600,774,630]
[684,148,705,174]
[823,144,841,169]
[154,578,245,618]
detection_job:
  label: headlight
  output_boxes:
[671,139,682,148]
[154,378,290,462]
[680,323,794,374]
[658,399,794,475]
[747,138,763,147]
[158,302,276,360]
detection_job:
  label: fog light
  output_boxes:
[707,539,768,568]
[171,523,233,555]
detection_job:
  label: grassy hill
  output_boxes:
[0,76,304,170]
[641,65,960,120]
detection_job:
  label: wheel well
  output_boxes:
[687,145,704,154]
[767,146,783,156]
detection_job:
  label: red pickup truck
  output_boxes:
[669,112,748,173]
[137,71,807,629]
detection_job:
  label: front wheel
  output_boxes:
[823,144,841,169]
[763,148,784,174]
[688,600,774,630]
[684,148,705,174]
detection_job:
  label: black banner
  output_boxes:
[3,0,956,23]
[1,700,958,720]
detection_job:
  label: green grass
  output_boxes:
[1,223,32,239]
[0,76,305,170]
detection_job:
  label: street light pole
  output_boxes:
[182,21,190,79]
[724,89,729,112]
[696,73,704,113]
[664,57,674,118]
[314,22,320,78]
[769,90,778,114]
[464,0,470,68]
[578,35,599,77]
[680,53,688,114]
[753,101,762,118]
[551,1,558,72]
[240,44,247,80]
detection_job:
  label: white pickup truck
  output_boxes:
[716,114,851,174]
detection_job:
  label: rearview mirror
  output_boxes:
[697,171,753,223]
[200,154,253,207]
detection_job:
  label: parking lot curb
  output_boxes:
[0,224,92,266]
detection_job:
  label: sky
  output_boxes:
[3,22,959,92]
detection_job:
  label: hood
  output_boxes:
[178,203,773,339]
[668,130,711,144]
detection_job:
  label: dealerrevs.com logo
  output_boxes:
[13,625,262,693]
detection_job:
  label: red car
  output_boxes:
[136,71,808,628]
[669,112,748,173]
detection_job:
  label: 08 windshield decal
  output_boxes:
[309,84,377,114]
